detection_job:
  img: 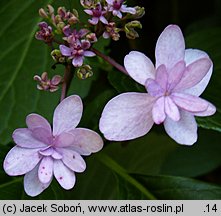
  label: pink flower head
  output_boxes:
[106,0,136,19]
[4,95,103,197]
[84,3,108,25]
[35,22,53,43]
[99,25,216,145]
[59,40,96,67]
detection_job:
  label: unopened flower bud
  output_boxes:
[51,49,65,63]
[72,9,79,18]
[68,13,79,25]
[103,22,120,41]
[39,8,48,18]
[80,0,98,8]
[57,7,66,18]
[76,65,93,79]
[56,21,65,34]
[86,33,97,43]
[47,4,54,15]
[130,6,145,19]
[124,21,142,39]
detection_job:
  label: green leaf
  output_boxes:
[104,130,177,175]
[98,154,156,200]
[185,27,221,132]
[136,174,221,199]
[161,129,221,177]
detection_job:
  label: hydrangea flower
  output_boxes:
[99,25,216,145]
[4,95,103,197]
[105,0,136,19]
[60,40,95,67]
[84,3,108,25]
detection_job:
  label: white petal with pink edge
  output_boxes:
[152,96,166,124]
[12,128,47,148]
[124,51,155,85]
[53,95,83,136]
[53,160,76,190]
[4,146,42,176]
[68,128,103,156]
[164,110,198,145]
[155,25,185,70]
[99,92,155,141]
[194,102,216,117]
[26,114,51,133]
[172,93,209,113]
[59,148,86,172]
[183,49,213,96]
[24,164,52,197]
[174,58,212,92]
[38,156,53,184]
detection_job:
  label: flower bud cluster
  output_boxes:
[34,1,144,92]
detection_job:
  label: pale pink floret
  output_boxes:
[4,95,103,197]
[59,40,96,67]
[84,3,108,25]
[99,25,216,145]
[106,0,136,19]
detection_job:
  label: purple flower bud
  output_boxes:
[35,22,53,43]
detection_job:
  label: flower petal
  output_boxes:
[155,64,168,90]
[68,128,103,156]
[194,102,216,117]
[26,114,51,132]
[152,96,166,124]
[31,127,52,145]
[172,93,209,113]
[12,128,47,148]
[174,58,212,92]
[4,147,42,176]
[155,25,185,70]
[72,56,84,67]
[53,95,83,136]
[89,17,99,25]
[99,92,155,141]
[53,160,76,190]
[100,16,108,24]
[184,49,213,96]
[124,51,155,85]
[106,0,114,4]
[58,148,86,172]
[121,5,136,14]
[24,164,51,197]
[167,60,186,90]
[59,45,72,56]
[84,9,93,15]
[165,96,180,121]
[38,156,53,184]
[145,79,164,97]
[54,132,75,148]
[164,110,197,145]
[84,51,96,57]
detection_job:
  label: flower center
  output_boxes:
[113,0,122,10]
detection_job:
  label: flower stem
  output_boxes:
[91,48,128,75]
[60,64,73,102]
